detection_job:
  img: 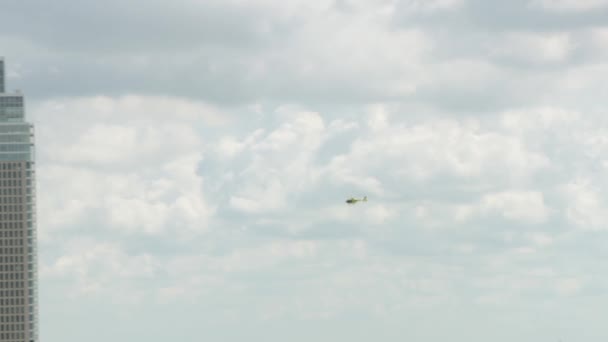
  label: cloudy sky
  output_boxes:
[3,0,608,340]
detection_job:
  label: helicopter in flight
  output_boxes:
[345,196,367,205]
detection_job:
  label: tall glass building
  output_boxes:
[0,57,38,342]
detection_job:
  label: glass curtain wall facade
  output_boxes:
[0,58,5,93]
[0,57,38,342]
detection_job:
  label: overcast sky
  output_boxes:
[3,0,608,341]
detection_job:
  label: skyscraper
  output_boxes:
[0,57,38,342]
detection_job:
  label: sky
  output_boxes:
[3,0,608,341]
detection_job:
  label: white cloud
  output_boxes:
[38,162,213,237]
[363,204,396,224]
[250,5,431,98]
[561,179,608,230]
[327,112,548,190]
[57,123,201,165]
[229,178,287,213]
[588,27,608,55]
[194,106,559,237]
[105,196,170,234]
[490,32,574,63]
[321,202,396,226]
[555,277,584,296]
[32,96,225,168]
[367,105,390,132]
[501,106,580,132]
[532,0,608,12]
[397,0,465,12]
[479,190,551,224]
[214,110,329,214]
[42,239,160,299]
[525,232,554,246]
[33,96,216,238]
